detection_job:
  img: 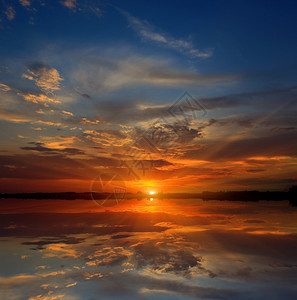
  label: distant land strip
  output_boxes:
[0,191,296,204]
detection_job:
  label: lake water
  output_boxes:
[0,198,297,300]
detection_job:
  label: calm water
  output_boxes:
[0,198,297,300]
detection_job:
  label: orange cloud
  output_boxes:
[22,63,63,93]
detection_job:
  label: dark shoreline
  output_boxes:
[0,191,296,204]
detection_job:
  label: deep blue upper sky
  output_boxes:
[1,0,297,82]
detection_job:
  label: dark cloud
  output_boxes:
[163,121,203,143]
[111,234,132,239]
[208,116,254,128]
[131,120,203,156]
[21,142,85,155]
[182,131,297,161]
[271,127,297,132]
[151,159,173,168]
[223,177,297,190]
[94,129,126,139]
[75,89,92,100]
[85,86,297,135]
[89,146,104,150]
[200,85,297,111]
[0,153,120,180]
[243,219,266,224]
[245,169,266,173]
[22,236,85,250]
[0,153,85,180]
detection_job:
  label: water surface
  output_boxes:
[0,198,297,299]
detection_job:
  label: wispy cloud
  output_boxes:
[0,83,11,92]
[22,62,63,94]
[19,92,61,105]
[0,106,34,122]
[61,0,77,11]
[19,0,31,7]
[60,0,102,16]
[71,55,236,94]
[120,10,213,58]
[4,6,16,20]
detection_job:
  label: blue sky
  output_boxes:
[1,0,297,193]
[2,0,297,90]
[1,0,297,96]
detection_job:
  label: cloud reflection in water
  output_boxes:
[0,198,297,299]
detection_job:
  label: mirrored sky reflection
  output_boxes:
[0,198,297,300]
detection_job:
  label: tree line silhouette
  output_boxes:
[0,185,296,206]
